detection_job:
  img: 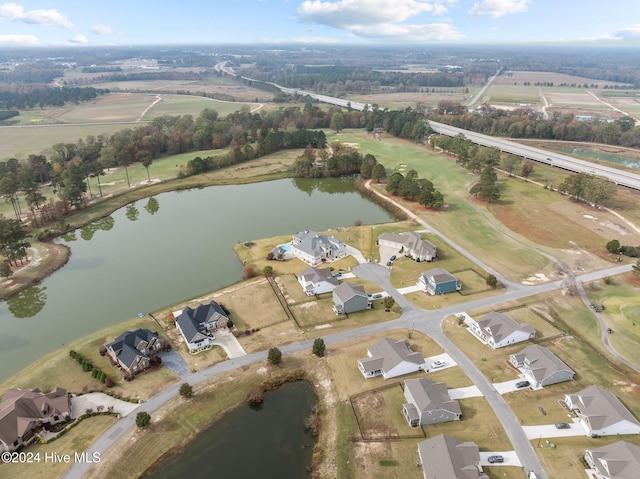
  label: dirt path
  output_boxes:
[137,94,163,121]
[586,90,640,123]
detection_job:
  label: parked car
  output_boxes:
[431,360,446,369]
[332,271,342,277]
[372,294,382,299]
[386,261,392,267]
[515,380,530,389]
[390,255,397,261]
[488,455,504,464]
[555,422,570,429]
[607,328,613,334]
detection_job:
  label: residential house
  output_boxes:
[175,301,231,352]
[417,434,488,479]
[469,311,535,349]
[358,337,425,379]
[332,282,370,315]
[105,328,165,376]
[0,388,70,452]
[418,268,461,295]
[564,385,640,437]
[291,229,346,265]
[509,344,574,388]
[378,231,437,262]
[585,441,640,479]
[297,266,339,296]
[403,378,461,427]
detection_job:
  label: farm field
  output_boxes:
[347,90,470,110]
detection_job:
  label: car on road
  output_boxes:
[431,360,446,369]
[555,422,570,429]
[515,380,530,389]
[487,455,504,464]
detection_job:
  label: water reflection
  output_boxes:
[144,197,160,215]
[6,286,47,318]
[80,215,115,241]
[292,176,360,195]
[125,203,139,221]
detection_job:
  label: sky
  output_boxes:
[0,0,639,47]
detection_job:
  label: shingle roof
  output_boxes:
[477,311,534,343]
[511,344,574,383]
[567,385,640,431]
[298,266,339,286]
[417,434,488,479]
[405,378,461,416]
[421,267,457,285]
[106,328,159,369]
[359,337,424,375]
[587,441,640,479]
[333,282,366,303]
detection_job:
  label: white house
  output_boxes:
[509,344,575,388]
[468,311,535,349]
[291,230,346,265]
[297,266,339,296]
[585,441,640,479]
[358,337,425,379]
[378,231,437,262]
[564,385,640,437]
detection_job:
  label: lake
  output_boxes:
[0,177,393,382]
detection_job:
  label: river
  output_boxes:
[0,177,393,383]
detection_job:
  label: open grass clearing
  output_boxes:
[404,286,503,312]
[0,317,179,401]
[346,90,469,110]
[0,415,118,479]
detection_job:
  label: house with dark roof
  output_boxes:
[379,231,437,262]
[418,268,461,295]
[468,311,535,349]
[291,229,346,265]
[175,301,231,352]
[332,282,370,315]
[403,378,461,427]
[417,434,488,479]
[585,440,640,479]
[509,344,574,388]
[105,328,165,376]
[564,385,640,437]
[0,388,70,452]
[297,266,339,296]
[358,337,425,379]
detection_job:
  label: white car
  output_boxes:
[431,360,446,369]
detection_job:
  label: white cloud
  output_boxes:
[0,2,73,29]
[69,33,87,44]
[468,0,530,18]
[0,33,39,45]
[91,24,114,35]
[606,24,640,40]
[296,0,459,42]
[260,35,341,44]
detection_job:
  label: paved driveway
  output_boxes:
[479,450,522,467]
[160,350,189,378]
[448,385,482,399]
[494,378,530,394]
[212,329,246,359]
[71,393,139,418]
[522,420,585,439]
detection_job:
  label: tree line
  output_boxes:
[0,87,109,110]
[385,169,445,209]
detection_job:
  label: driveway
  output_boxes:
[345,245,367,264]
[212,329,246,359]
[448,385,482,399]
[522,420,586,439]
[71,393,139,418]
[479,450,522,467]
[160,349,189,378]
[424,353,456,373]
[378,244,398,266]
[494,378,532,394]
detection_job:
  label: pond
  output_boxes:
[147,381,317,479]
[0,177,393,382]
[550,147,640,170]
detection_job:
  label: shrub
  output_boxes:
[312,338,326,357]
[135,412,151,429]
[179,383,194,399]
[267,347,282,365]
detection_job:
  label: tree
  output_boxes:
[485,274,498,289]
[330,111,345,133]
[383,296,395,310]
[268,347,282,365]
[312,338,326,357]
[179,382,193,399]
[385,172,404,194]
[632,259,640,276]
[0,259,12,278]
[606,239,621,254]
[262,265,273,277]
[371,163,387,182]
[521,160,535,180]
[136,411,151,428]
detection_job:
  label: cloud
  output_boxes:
[297,0,459,42]
[0,2,73,28]
[0,33,39,45]
[605,24,640,41]
[260,35,341,44]
[468,0,530,18]
[68,34,87,44]
[91,23,114,35]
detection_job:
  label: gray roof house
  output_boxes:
[297,266,339,296]
[105,328,165,376]
[0,388,70,452]
[417,434,488,479]
[291,229,346,265]
[564,385,640,437]
[175,301,230,352]
[378,231,437,262]
[332,282,370,315]
[509,344,574,388]
[585,441,640,479]
[468,311,535,349]
[358,337,425,379]
[403,378,461,427]
[418,268,461,295]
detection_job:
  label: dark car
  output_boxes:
[515,380,530,389]
[386,261,392,267]
[390,255,397,261]
[487,455,504,464]
[555,422,570,429]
